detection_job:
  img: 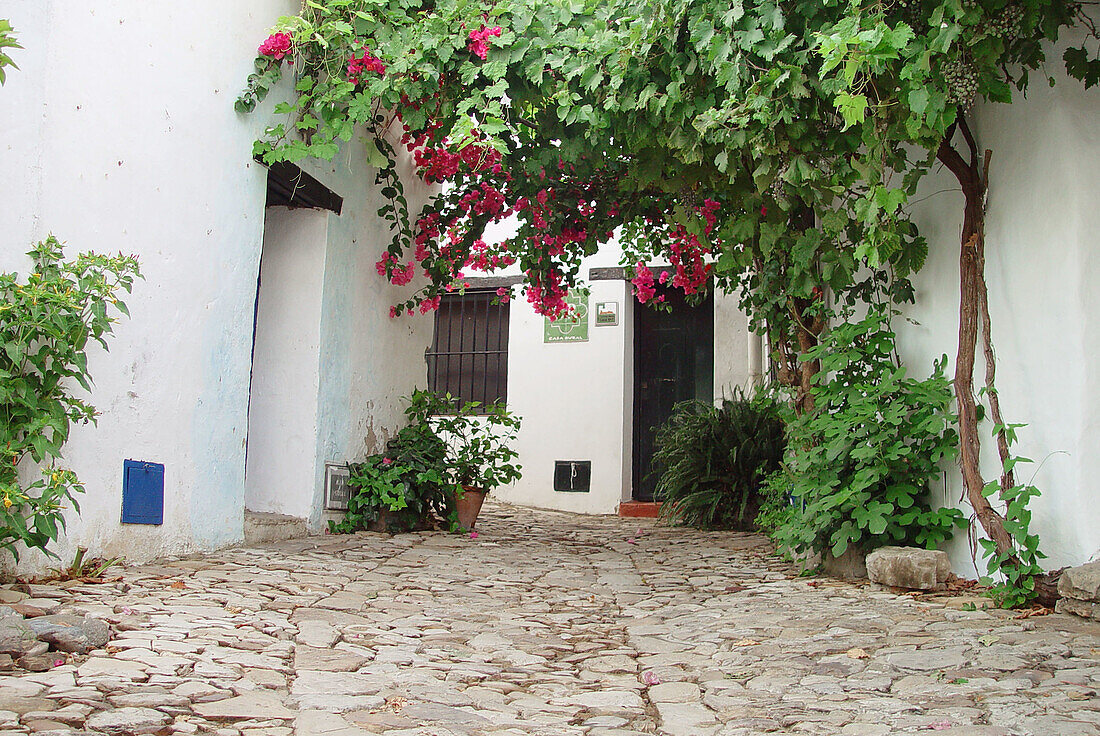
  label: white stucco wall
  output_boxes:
[299,150,435,530]
[897,28,1100,573]
[0,1,432,572]
[244,208,328,520]
[714,291,755,400]
[498,278,635,514]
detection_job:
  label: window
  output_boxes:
[425,290,509,410]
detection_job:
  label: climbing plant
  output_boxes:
[239,0,1099,602]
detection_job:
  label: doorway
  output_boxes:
[631,288,713,502]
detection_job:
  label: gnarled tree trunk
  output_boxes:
[935,117,1018,563]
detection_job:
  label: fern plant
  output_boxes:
[653,388,786,530]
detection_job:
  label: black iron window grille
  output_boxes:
[425,290,509,412]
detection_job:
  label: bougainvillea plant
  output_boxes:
[239,0,1098,603]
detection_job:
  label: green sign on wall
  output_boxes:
[544,290,589,343]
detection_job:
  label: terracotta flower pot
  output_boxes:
[455,486,488,530]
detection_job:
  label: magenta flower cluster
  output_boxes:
[258,32,293,60]
[467,25,503,60]
[347,48,386,84]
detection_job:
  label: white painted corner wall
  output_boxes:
[0,0,433,573]
[496,251,755,516]
[897,29,1100,573]
[499,278,635,514]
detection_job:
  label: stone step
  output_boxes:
[243,511,309,546]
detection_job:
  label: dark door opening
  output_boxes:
[632,288,713,502]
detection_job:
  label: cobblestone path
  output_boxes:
[3,505,1100,736]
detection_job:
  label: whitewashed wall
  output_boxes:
[500,277,635,514]
[495,242,754,514]
[0,1,432,572]
[898,28,1100,573]
[243,208,328,522]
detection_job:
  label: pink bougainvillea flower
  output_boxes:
[467,25,503,60]
[641,670,661,686]
[347,48,386,84]
[470,531,479,539]
[258,32,293,60]
[631,262,656,303]
[382,457,393,465]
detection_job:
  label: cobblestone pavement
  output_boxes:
[3,504,1100,736]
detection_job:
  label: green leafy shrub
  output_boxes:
[330,390,454,534]
[0,236,139,560]
[978,423,1046,608]
[760,308,966,562]
[329,389,522,534]
[653,389,786,530]
[431,394,522,491]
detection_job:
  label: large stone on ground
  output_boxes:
[1057,561,1100,621]
[27,614,110,653]
[85,707,170,734]
[293,645,368,672]
[0,609,40,657]
[866,546,950,590]
[192,691,297,720]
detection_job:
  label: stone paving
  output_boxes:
[2,504,1100,736]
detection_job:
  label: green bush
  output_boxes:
[330,390,454,534]
[653,388,786,530]
[329,389,522,534]
[0,237,138,560]
[759,308,966,561]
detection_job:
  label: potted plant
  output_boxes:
[431,393,522,530]
[329,390,453,534]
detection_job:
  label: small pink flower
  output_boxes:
[470,531,479,539]
[641,670,661,685]
[382,458,393,465]
[467,25,503,60]
[53,658,65,667]
[258,32,293,60]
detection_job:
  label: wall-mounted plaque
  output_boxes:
[595,301,619,326]
[544,290,589,342]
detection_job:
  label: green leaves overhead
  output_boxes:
[238,0,1092,365]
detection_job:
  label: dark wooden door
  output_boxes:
[632,289,713,501]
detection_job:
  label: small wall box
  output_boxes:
[554,461,592,492]
[121,460,164,525]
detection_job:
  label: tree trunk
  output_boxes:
[936,118,1017,561]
